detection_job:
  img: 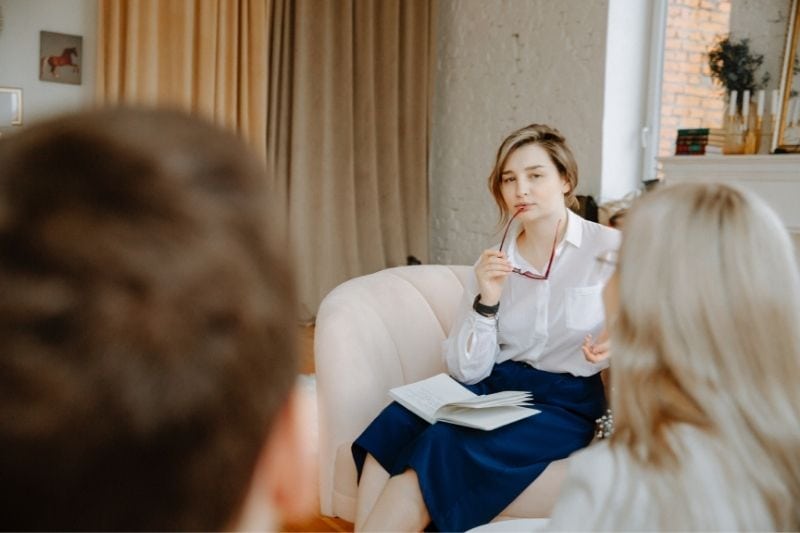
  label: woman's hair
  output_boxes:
[0,108,298,530]
[487,123,579,225]
[609,182,800,529]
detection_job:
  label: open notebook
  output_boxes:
[389,373,539,431]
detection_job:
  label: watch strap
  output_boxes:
[473,294,499,317]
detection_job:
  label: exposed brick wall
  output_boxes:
[658,0,731,157]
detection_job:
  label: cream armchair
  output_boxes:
[314,265,568,523]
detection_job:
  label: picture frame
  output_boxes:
[0,87,23,126]
[39,30,83,85]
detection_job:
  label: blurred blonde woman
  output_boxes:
[549,182,800,530]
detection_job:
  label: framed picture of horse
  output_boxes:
[39,31,82,85]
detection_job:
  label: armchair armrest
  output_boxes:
[314,265,471,518]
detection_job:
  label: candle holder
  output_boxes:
[724,110,746,155]
[744,115,761,154]
[757,113,775,153]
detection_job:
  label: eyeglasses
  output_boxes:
[498,208,561,280]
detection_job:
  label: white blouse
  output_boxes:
[548,426,779,530]
[442,209,621,384]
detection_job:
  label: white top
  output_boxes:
[548,426,778,530]
[466,518,548,532]
[443,209,621,384]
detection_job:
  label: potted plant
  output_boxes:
[708,35,770,113]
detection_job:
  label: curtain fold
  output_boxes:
[96,0,267,161]
[97,0,435,321]
[286,0,435,319]
[265,0,293,248]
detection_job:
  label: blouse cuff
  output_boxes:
[472,310,498,326]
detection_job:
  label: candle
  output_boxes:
[729,90,738,116]
[771,89,779,116]
[756,89,765,118]
[742,90,750,118]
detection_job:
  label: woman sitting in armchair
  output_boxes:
[351,124,620,531]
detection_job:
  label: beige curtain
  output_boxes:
[284,0,435,319]
[97,0,436,321]
[96,0,268,161]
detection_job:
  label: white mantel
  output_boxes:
[659,155,800,233]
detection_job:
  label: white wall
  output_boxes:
[729,0,792,97]
[0,0,97,135]
[601,0,651,202]
[430,0,610,266]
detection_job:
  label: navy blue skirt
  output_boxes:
[352,360,605,532]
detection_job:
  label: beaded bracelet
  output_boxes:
[595,408,614,439]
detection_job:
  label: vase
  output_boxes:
[743,116,761,154]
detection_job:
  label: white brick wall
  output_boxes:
[429,0,610,266]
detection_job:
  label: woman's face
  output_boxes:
[499,143,570,224]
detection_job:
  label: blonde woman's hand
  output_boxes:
[582,329,610,363]
[474,249,512,305]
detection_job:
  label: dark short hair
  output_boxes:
[488,123,579,226]
[0,108,298,530]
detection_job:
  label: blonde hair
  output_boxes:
[609,182,800,529]
[487,124,579,225]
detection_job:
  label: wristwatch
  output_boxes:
[472,294,499,318]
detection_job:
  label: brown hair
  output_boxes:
[487,123,579,225]
[0,108,298,530]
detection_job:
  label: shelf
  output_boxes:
[658,154,800,233]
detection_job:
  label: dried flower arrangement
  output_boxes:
[708,35,770,112]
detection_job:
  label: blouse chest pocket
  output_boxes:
[564,284,605,331]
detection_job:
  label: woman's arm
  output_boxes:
[442,288,500,384]
[443,249,510,384]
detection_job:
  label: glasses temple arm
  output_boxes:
[498,208,524,251]
[542,218,562,278]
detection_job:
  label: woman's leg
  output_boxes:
[359,468,430,532]
[355,454,390,531]
[493,459,568,520]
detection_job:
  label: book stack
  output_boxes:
[674,128,725,155]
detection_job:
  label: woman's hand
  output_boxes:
[582,329,610,363]
[475,249,512,305]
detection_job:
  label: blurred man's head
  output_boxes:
[0,108,314,530]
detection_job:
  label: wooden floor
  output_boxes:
[281,324,354,532]
[283,513,353,533]
[297,322,317,375]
